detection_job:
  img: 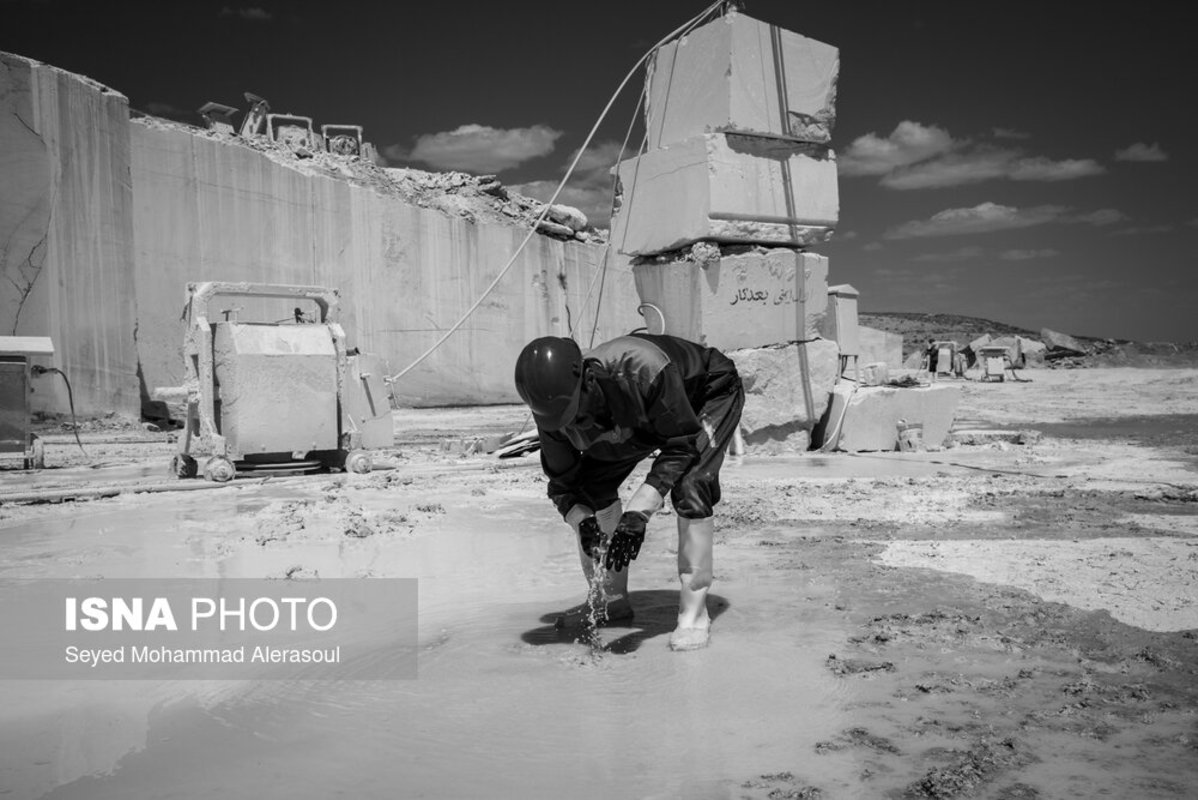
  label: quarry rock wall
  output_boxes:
[2,51,639,414]
[0,52,140,414]
[130,122,638,407]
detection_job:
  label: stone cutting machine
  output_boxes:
[155,282,392,482]
[977,344,1013,382]
[0,336,55,469]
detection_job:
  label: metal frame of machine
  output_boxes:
[155,282,386,482]
[977,344,1013,382]
[0,337,54,470]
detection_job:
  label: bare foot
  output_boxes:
[668,621,711,651]
[554,597,634,629]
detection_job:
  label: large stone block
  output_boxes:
[212,322,340,456]
[859,325,903,368]
[1040,328,1087,356]
[645,11,839,149]
[611,133,838,257]
[832,384,961,452]
[634,249,827,350]
[0,52,139,415]
[727,338,839,451]
[817,283,859,356]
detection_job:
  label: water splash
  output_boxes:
[580,546,610,652]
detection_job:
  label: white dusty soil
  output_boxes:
[878,537,1196,632]
[879,368,1198,633]
[1,367,1196,799]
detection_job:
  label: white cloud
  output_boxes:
[846,121,1104,189]
[1073,209,1127,226]
[1009,157,1105,181]
[391,124,563,173]
[511,178,612,226]
[511,139,631,227]
[837,121,956,177]
[882,149,1012,189]
[1115,142,1168,162]
[886,203,1066,239]
[882,150,1104,190]
[999,248,1059,261]
[887,203,1128,240]
[910,246,985,262]
[568,140,629,175]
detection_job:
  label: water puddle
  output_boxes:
[1006,413,1198,447]
[7,471,1194,798]
[0,458,172,493]
[1,488,861,798]
[726,453,958,480]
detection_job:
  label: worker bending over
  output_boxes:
[514,333,744,651]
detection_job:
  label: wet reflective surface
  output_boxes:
[3,429,1196,799]
[0,482,857,799]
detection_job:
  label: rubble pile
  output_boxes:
[1047,338,1198,368]
[131,115,601,243]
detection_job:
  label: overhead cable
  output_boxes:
[387,0,727,384]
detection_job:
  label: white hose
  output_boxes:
[388,0,727,384]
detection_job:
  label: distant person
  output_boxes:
[924,338,938,373]
[514,333,744,651]
[953,351,967,378]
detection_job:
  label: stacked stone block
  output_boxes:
[608,11,840,450]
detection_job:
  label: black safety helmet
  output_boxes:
[513,337,584,431]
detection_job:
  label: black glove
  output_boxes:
[605,511,649,572]
[578,516,603,560]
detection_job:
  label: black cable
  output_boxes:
[31,366,87,455]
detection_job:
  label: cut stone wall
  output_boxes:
[1,51,640,414]
[130,123,640,407]
[0,52,139,414]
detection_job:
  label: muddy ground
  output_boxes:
[1,367,1195,799]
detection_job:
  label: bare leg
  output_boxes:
[670,515,713,651]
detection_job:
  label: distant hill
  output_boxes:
[859,311,1198,366]
[859,312,1040,358]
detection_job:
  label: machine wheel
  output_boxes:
[203,456,236,483]
[25,436,45,470]
[171,453,199,479]
[344,449,372,474]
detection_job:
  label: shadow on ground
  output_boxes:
[520,589,730,654]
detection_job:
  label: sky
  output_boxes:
[4,0,1196,342]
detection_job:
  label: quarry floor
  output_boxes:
[1,367,1196,799]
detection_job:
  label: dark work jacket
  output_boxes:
[538,333,740,518]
